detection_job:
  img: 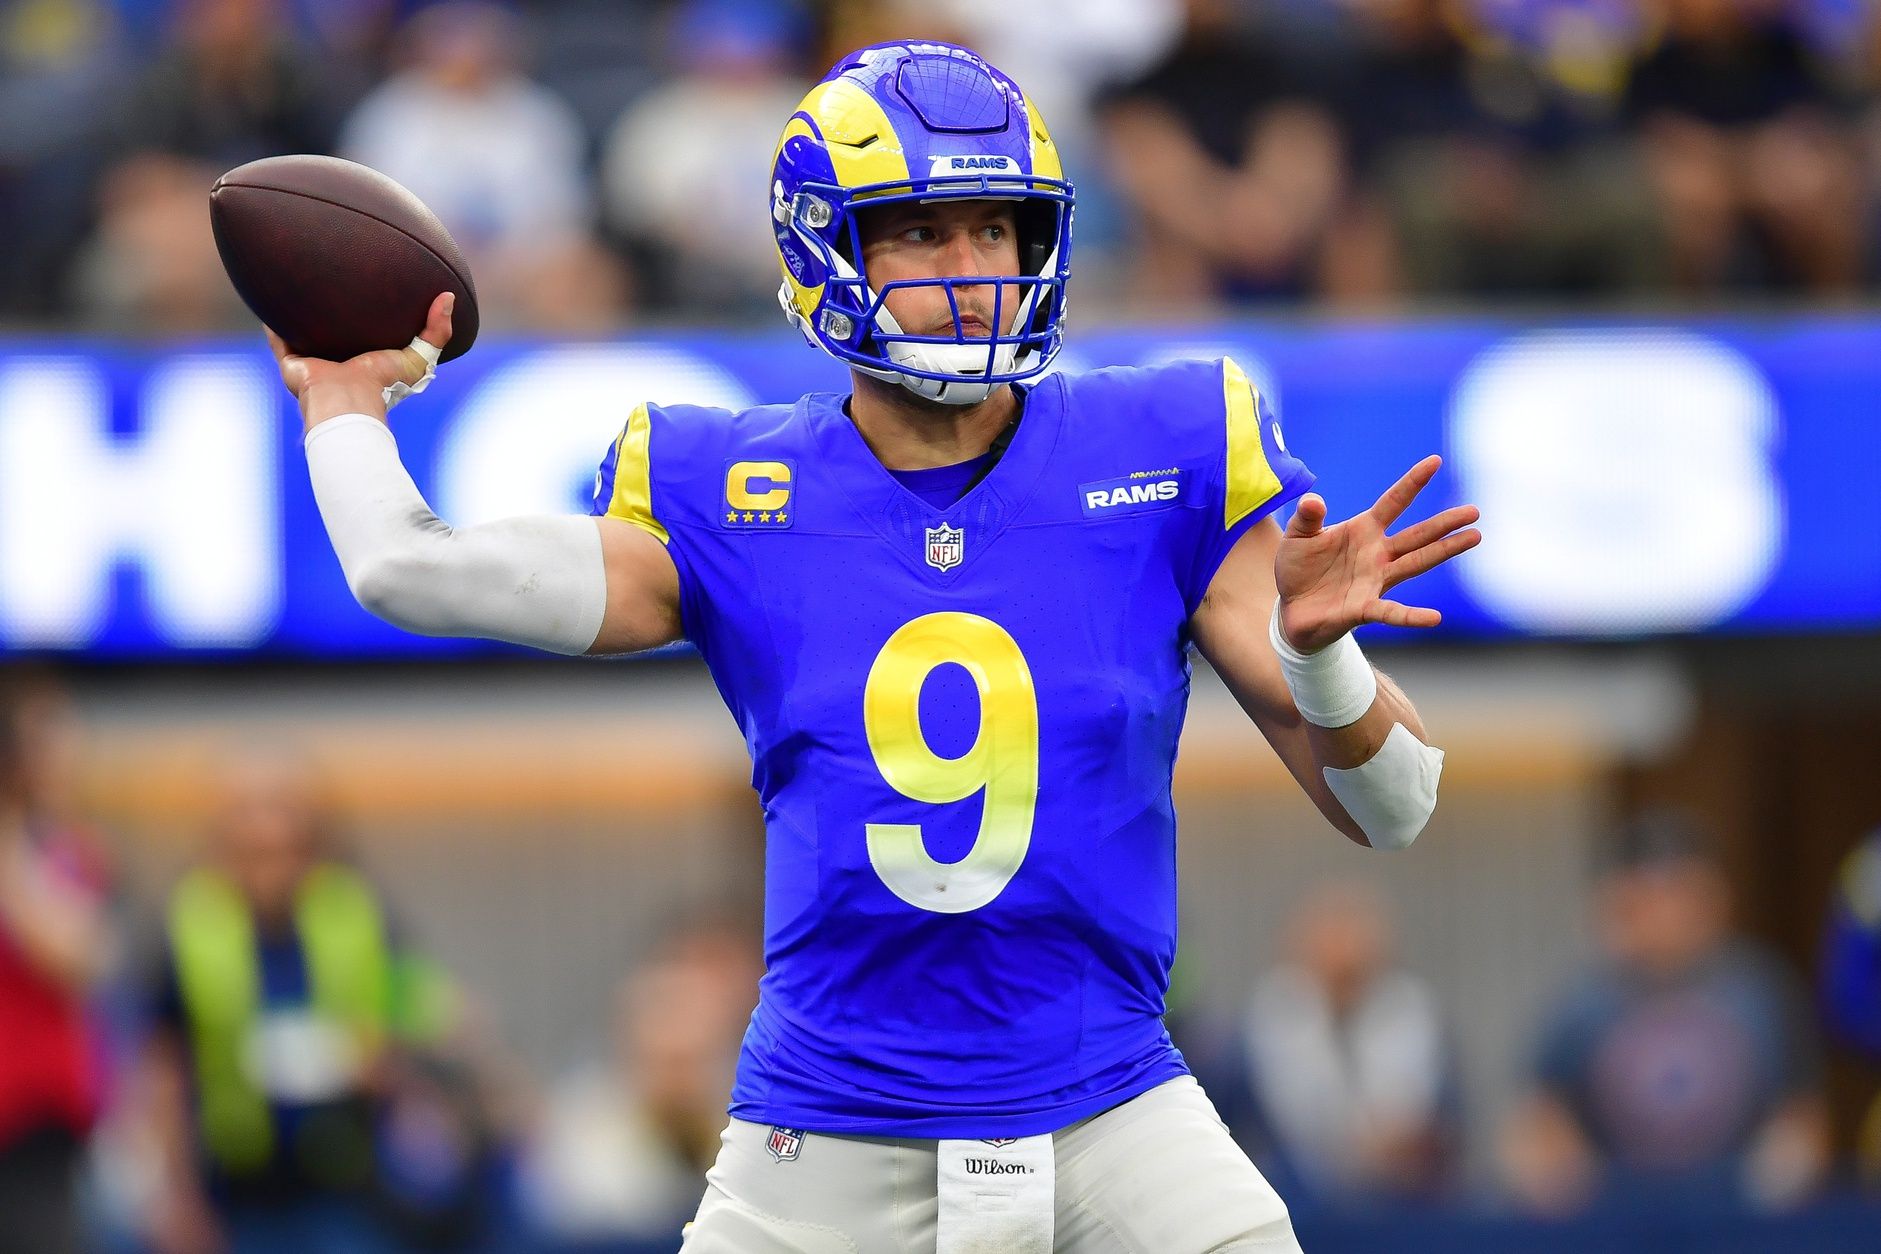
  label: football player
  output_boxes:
[270,40,1479,1254]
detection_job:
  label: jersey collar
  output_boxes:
[803,377,1066,577]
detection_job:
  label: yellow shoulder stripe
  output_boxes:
[1223,358,1284,530]
[604,403,669,545]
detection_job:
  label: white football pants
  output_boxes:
[679,1074,1303,1253]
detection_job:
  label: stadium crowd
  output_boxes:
[3,678,1880,1248]
[2,0,1881,333]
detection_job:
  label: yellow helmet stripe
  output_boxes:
[773,115,827,321]
[1025,97,1063,182]
[799,78,910,189]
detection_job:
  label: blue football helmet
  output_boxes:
[771,42,1075,405]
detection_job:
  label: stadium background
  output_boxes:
[2,0,1881,1250]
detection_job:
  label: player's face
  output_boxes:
[857,200,1022,339]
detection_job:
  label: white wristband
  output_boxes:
[381,336,441,410]
[1268,598,1378,728]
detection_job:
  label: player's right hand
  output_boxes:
[267,291,453,429]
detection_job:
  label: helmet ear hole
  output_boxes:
[1015,200,1057,277]
[833,206,869,269]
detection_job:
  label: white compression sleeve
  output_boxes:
[303,413,608,654]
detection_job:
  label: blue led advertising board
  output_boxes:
[0,319,1873,658]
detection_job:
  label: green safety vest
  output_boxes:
[167,862,395,1177]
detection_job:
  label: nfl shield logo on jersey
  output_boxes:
[765,1126,805,1162]
[925,524,964,571]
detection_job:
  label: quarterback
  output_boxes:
[270,41,1479,1254]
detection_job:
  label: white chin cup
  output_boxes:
[883,339,1019,406]
[869,289,1034,406]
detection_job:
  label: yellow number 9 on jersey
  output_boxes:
[863,613,1039,914]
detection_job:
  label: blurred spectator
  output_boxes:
[0,669,115,1254]
[1462,0,1647,111]
[112,0,355,167]
[1623,0,1866,294]
[342,0,631,332]
[519,0,668,144]
[68,151,250,333]
[1822,825,1881,1181]
[911,0,1183,288]
[1502,810,1830,1216]
[1098,0,1392,306]
[110,0,407,58]
[80,0,360,329]
[816,0,973,64]
[523,918,758,1244]
[1351,0,1664,297]
[1201,880,1461,1213]
[920,0,1182,159]
[599,0,809,319]
[0,0,133,315]
[137,748,474,1254]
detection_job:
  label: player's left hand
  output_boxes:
[1274,454,1480,653]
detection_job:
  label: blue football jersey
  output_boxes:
[591,358,1311,1138]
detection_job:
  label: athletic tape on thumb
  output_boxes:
[382,336,442,410]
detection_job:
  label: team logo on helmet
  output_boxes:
[929,155,1020,176]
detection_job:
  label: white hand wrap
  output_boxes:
[1268,599,1378,728]
[1323,723,1445,851]
[381,336,440,410]
[1268,600,1443,849]
[304,413,607,654]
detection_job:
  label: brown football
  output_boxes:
[210,154,479,363]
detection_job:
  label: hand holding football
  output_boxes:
[210,154,479,364]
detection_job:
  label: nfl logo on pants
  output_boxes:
[925,524,964,571]
[766,1126,805,1162]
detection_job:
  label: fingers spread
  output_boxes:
[1363,599,1442,629]
[1385,528,1482,588]
[1369,454,1442,528]
[1387,504,1480,558]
